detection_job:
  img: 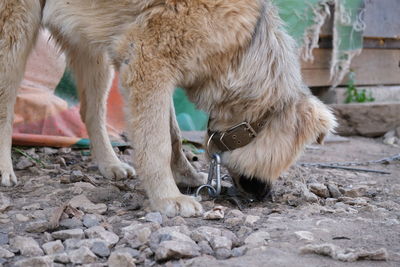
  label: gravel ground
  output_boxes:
[0,136,399,266]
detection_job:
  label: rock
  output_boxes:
[52,228,85,240]
[308,183,330,198]
[114,247,140,258]
[341,186,367,198]
[42,240,64,255]
[26,220,49,233]
[155,240,200,261]
[244,215,260,226]
[69,194,107,214]
[294,231,314,242]
[215,248,231,259]
[15,214,30,222]
[68,246,97,264]
[332,103,400,137]
[22,203,41,210]
[43,147,58,155]
[0,193,11,212]
[91,240,111,257]
[0,233,8,245]
[149,227,196,252]
[54,252,70,264]
[327,184,342,198]
[70,170,84,183]
[0,247,14,258]
[163,216,186,226]
[16,156,34,170]
[83,214,100,228]
[14,256,53,267]
[232,246,247,257]
[10,236,44,256]
[59,218,83,229]
[224,217,245,227]
[244,231,270,247]
[108,251,136,267]
[301,184,319,203]
[198,240,213,255]
[226,209,244,218]
[191,226,239,247]
[85,226,119,246]
[145,212,163,224]
[210,236,232,250]
[121,223,153,248]
[203,206,225,220]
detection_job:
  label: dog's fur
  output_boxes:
[0,0,335,217]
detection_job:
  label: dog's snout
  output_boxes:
[238,175,271,201]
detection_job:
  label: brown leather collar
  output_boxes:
[207,114,269,152]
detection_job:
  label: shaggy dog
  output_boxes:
[0,0,335,217]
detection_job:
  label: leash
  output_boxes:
[195,154,222,198]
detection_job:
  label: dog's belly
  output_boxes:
[42,0,139,52]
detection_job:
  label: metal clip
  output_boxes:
[195,153,222,198]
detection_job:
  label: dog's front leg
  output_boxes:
[121,61,203,217]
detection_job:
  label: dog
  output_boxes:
[0,0,336,217]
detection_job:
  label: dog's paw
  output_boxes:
[98,162,136,180]
[152,194,203,217]
[1,168,18,187]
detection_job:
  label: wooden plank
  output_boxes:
[318,37,400,49]
[301,48,400,87]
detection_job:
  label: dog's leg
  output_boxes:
[0,1,41,186]
[170,105,207,187]
[121,58,202,217]
[67,50,135,179]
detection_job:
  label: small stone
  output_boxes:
[22,203,41,210]
[10,236,44,256]
[14,256,53,267]
[0,193,12,212]
[198,240,213,255]
[383,136,397,145]
[0,233,8,245]
[43,147,58,155]
[215,248,231,259]
[232,246,247,257]
[226,209,244,218]
[52,228,85,240]
[68,246,97,264]
[83,214,100,228]
[15,214,30,222]
[145,212,163,224]
[60,218,83,229]
[91,241,111,257]
[164,216,187,226]
[108,251,136,267]
[210,236,232,250]
[54,252,70,264]
[203,206,225,220]
[114,247,140,258]
[308,183,330,198]
[16,156,34,170]
[341,186,367,198]
[0,247,14,258]
[42,240,64,255]
[121,223,152,248]
[325,198,338,206]
[301,185,319,203]
[244,231,270,247]
[155,240,201,261]
[85,226,119,246]
[244,215,260,226]
[26,220,49,233]
[191,226,221,243]
[295,231,314,242]
[70,170,84,182]
[327,184,342,198]
[69,194,107,214]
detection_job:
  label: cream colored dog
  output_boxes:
[0,0,335,217]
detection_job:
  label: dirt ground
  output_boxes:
[0,136,399,266]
